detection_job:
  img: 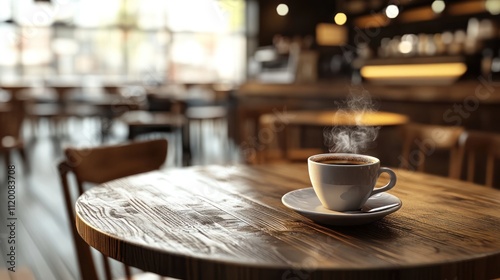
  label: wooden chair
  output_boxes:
[257,114,324,164]
[121,95,188,165]
[58,139,168,280]
[453,130,500,187]
[400,123,464,177]
[124,97,187,140]
[0,93,29,172]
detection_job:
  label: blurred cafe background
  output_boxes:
[1,0,500,279]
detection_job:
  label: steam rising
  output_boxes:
[324,88,380,154]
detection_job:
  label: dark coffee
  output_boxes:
[318,159,369,165]
[310,154,377,165]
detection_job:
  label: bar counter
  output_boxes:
[238,80,500,103]
[234,80,500,142]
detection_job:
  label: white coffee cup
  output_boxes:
[308,153,397,212]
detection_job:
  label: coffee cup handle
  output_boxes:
[372,167,397,195]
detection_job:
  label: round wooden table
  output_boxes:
[257,110,409,163]
[0,85,32,95]
[75,164,500,280]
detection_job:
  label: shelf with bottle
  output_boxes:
[349,15,500,85]
[354,17,498,60]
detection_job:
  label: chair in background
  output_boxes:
[257,112,324,164]
[0,92,29,172]
[58,139,168,280]
[120,96,187,165]
[182,84,232,165]
[124,96,187,140]
[186,105,228,164]
[400,123,464,177]
[453,130,500,187]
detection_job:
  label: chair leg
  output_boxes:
[124,264,133,279]
[181,124,191,166]
[102,254,113,280]
[3,151,11,170]
[18,147,30,173]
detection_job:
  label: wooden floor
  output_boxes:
[0,117,238,280]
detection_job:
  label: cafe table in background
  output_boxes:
[258,110,409,163]
[75,164,500,280]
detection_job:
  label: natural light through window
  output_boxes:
[0,0,246,83]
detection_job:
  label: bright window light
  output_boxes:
[0,0,11,22]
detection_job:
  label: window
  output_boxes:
[0,0,247,83]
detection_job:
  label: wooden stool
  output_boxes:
[186,105,228,165]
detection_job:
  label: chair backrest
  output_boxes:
[401,123,464,177]
[58,139,168,280]
[454,130,500,187]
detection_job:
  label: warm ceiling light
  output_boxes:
[486,0,500,15]
[432,0,446,14]
[334,12,347,25]
[385,5,399,19]
[360,63,467,79]
[276,4,289,16]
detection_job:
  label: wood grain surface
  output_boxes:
[75,164,500,280]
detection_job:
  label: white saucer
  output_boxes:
[282,188,402,226]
